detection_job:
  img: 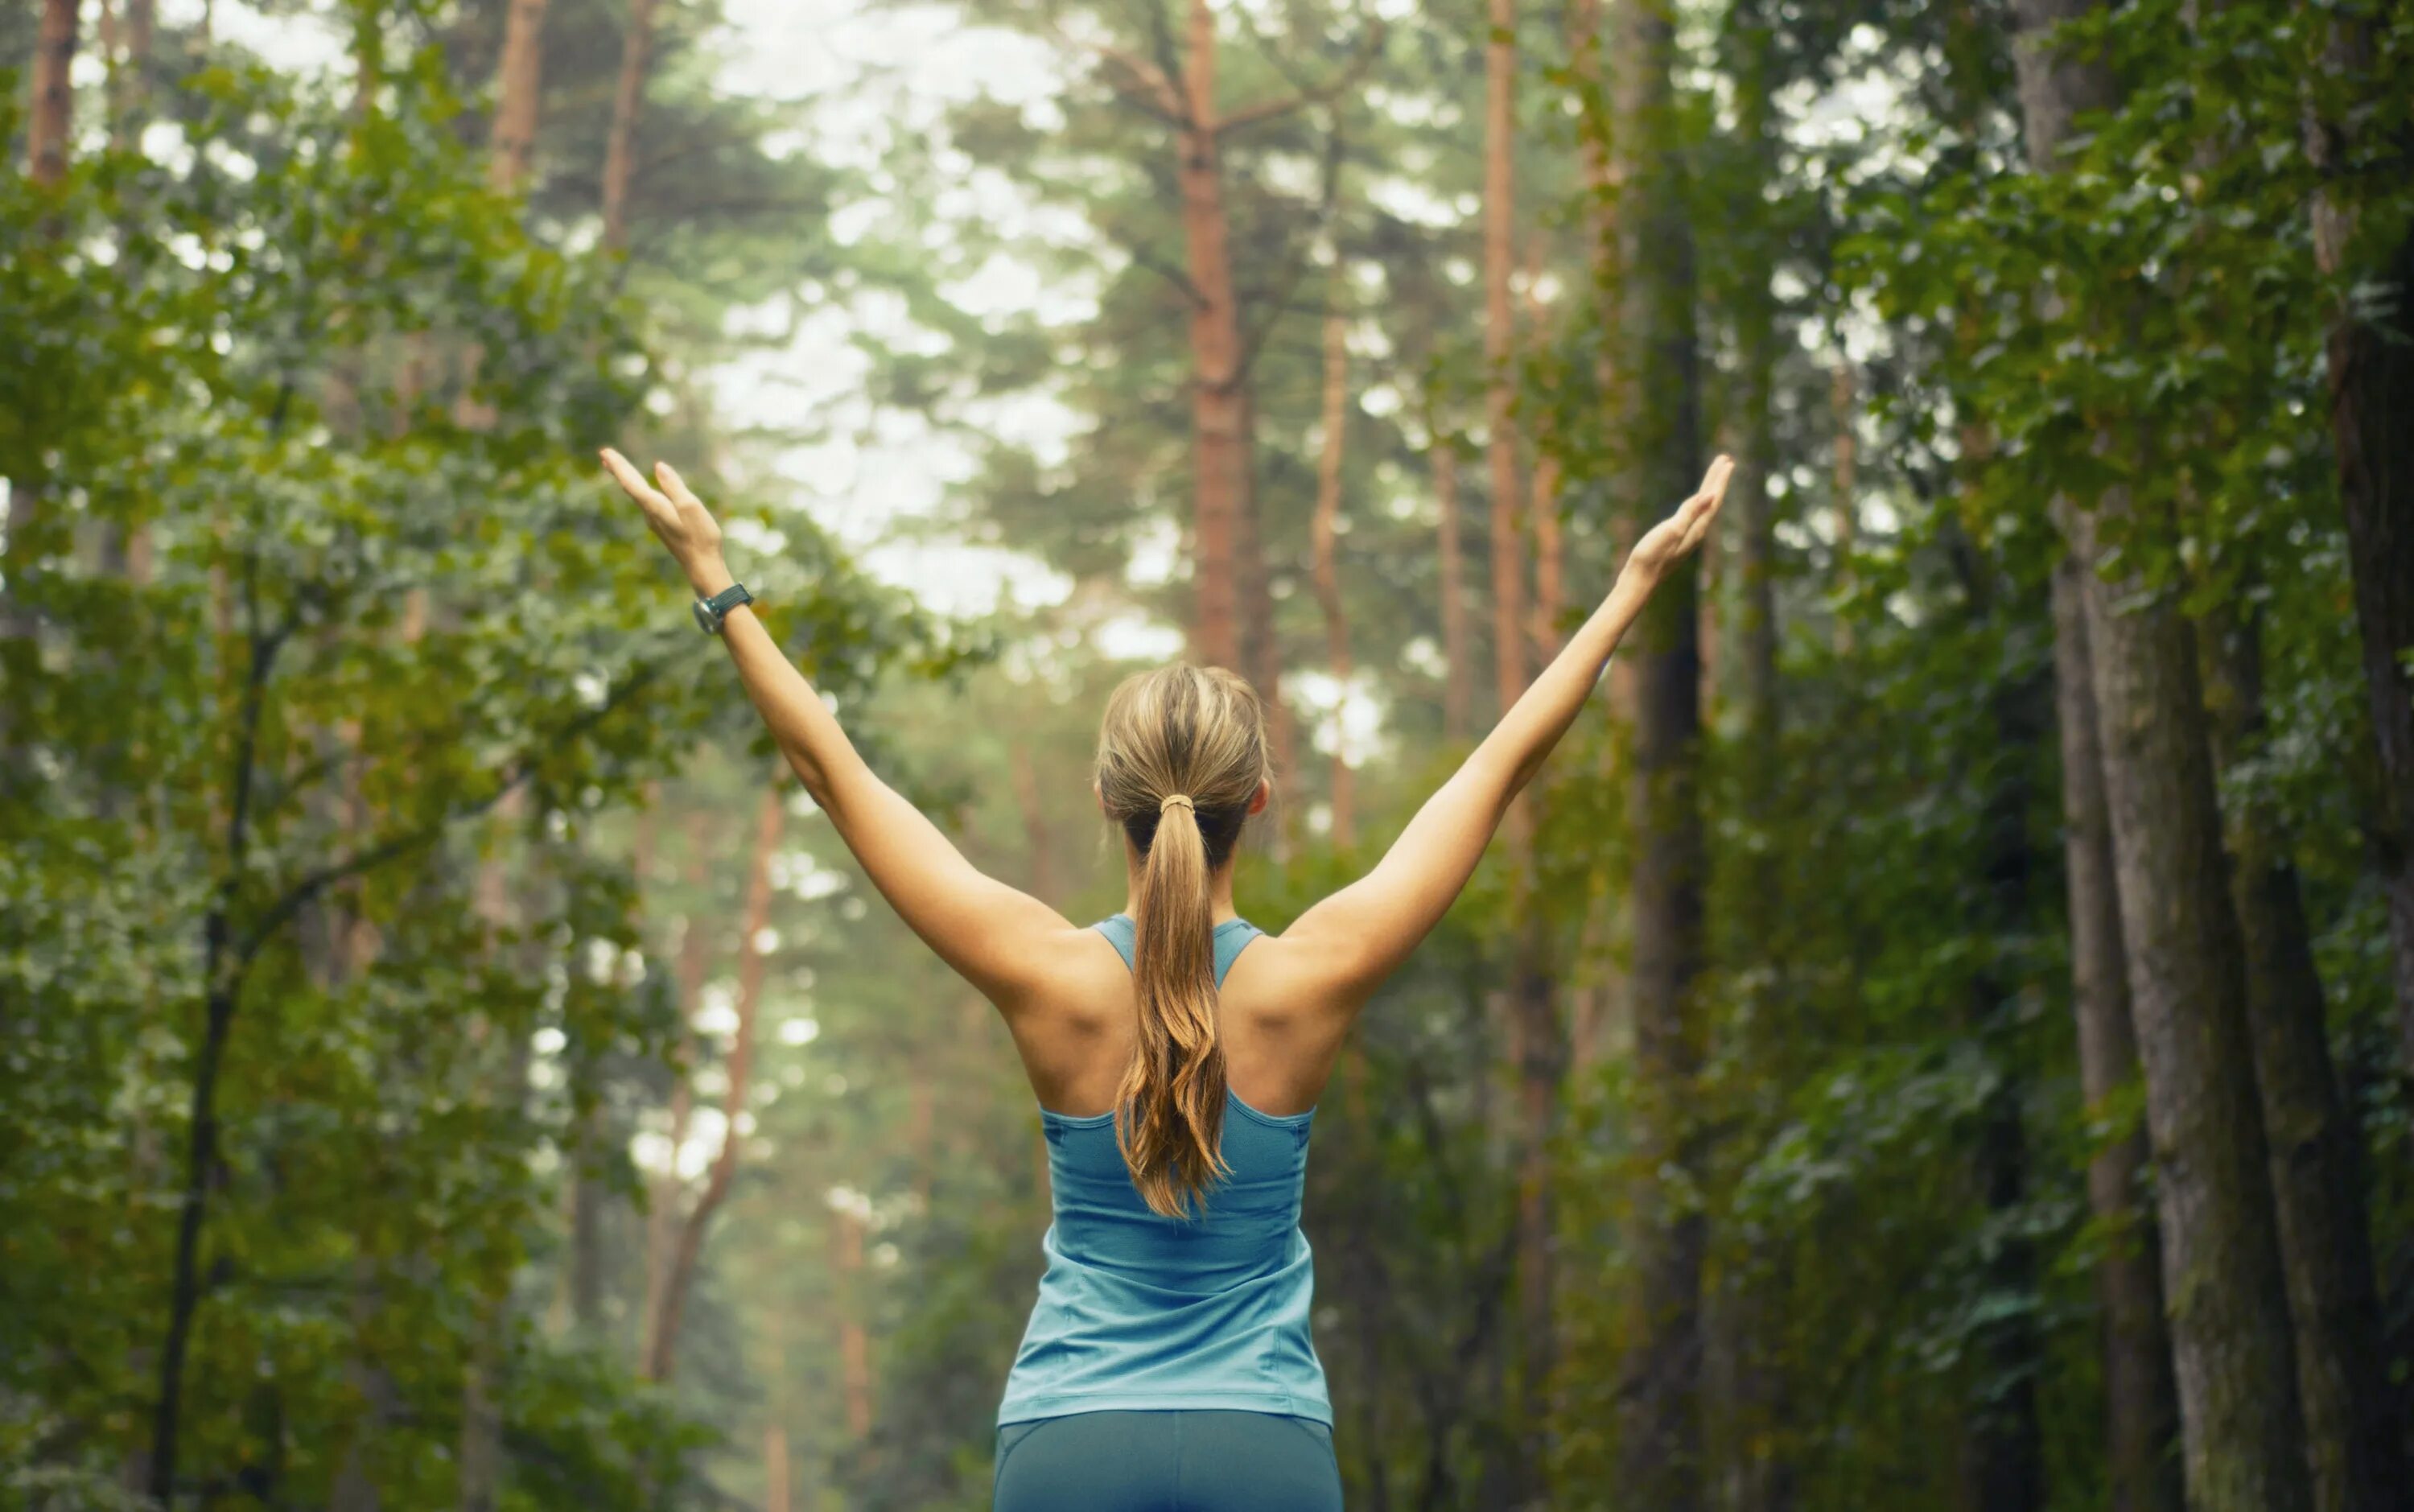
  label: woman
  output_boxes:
[599,446,1731,1509]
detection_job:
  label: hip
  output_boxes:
[992,1408,1342,1511]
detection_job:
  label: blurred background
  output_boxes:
[3,0,2411,1507]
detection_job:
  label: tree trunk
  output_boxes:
[600,0,658,253]
[2049,555,2183,1512]
[1614,0,1708,1503]
[2066,503,2311,1512]
[1311,307,1356,850]
[644,771,783,1382]
[1436,439,1473,740]
[640,808,713,1377]
[764,1422,793,1512]
[27,0,79,185]
[2200,603,2405,1512]
[2010,7,2305,1505]
[488,0,549,195]
[2303,11,2414,1075]
[1828,363,1856,652]
[1011,743,1056,900]
[459,793,535,1512]
[1523,249,1563,665]
[1482,0,1526,714]
[833,1204,875,1438]
[1176,0,1250,676]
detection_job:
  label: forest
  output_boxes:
[2,0,2411,1507]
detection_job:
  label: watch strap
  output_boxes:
[694,583,753,634]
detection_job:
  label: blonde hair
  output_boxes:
[1094,664,1271,1217]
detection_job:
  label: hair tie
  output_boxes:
[1159,793,1195,815]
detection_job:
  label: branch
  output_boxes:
[230,654,670,968]
[1125,241,1209,308]
[1218,23,1386,136]
[1050,21,1186,124]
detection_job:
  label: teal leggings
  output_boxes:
[992,1410,1343,1510]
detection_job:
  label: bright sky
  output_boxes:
[173,0,1085,622]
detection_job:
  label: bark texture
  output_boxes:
[27,0,80,186]
[488,0,550,194]
[2049,556,2183,1512]
[2010,3,2302,1503]
[2199,604,2404,1512]
[1482,0,1526,713]
[1174,0,1252,674]
[2067,505,2311,1512]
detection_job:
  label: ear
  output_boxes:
[1246,777,1271,816]
[1094,779,1106,818]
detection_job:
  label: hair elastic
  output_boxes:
[1158,793,1196,814]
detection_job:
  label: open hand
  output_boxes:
[601,447,727,592]
[1624,455,1733,584]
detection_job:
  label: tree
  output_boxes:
[2302,2,2414,1077]
[1613,0,1709,1503]
[2050,555,2182,1512]
[645,768,785,1383]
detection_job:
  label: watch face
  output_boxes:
[693,599,718,633]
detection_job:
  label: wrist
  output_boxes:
[684,557,735,599]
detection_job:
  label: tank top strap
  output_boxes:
[1094,914,1262,989]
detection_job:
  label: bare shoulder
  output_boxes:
[987,921,1130,1026]
[1217,929,1361,1029]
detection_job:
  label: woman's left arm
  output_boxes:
[602,449,1071,1003]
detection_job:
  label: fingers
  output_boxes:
[599,447,669,510]
[654,460,705,511]
[1679,454,1733,549]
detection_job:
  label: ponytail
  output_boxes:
[1094,666,1268,1219]
[1116,792,1230,1217]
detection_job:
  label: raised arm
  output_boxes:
[1281,455,1732,1007]
[601,449,1073,1004]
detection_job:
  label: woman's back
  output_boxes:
[998,916,1332,1426]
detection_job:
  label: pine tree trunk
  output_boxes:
[640,810,713,1378]
[764,1422,793,1512]
[1482,0,1526,714]
[2200,603,2405,1512]
[644,772,783,1383]
[600,0,657,253]
[1435,440,1473,740]
[1614,0,1708,1503]
[833,1205,875,1438]
[27,0,79,185]
[2049,555,2184,1512]
[1176,0,1250,675]
[1828,364,1856,652]
[488,0,549,194]
[2303,11,2414,1076]
[1311,307,1356,849]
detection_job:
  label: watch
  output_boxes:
[693,583,754,635]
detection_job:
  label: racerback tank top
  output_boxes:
[995,915,1332,1426]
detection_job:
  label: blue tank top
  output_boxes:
[996,914,1332,1427]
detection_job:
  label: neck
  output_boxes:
[1122,855,1240,925]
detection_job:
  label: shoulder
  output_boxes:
[988,921,1131,1028]
[1217,928,1365,1028]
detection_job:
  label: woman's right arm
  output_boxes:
[1279,455,1732,1008]
[601,450,1077,1006]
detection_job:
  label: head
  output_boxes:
[1094,664,1272,1217]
